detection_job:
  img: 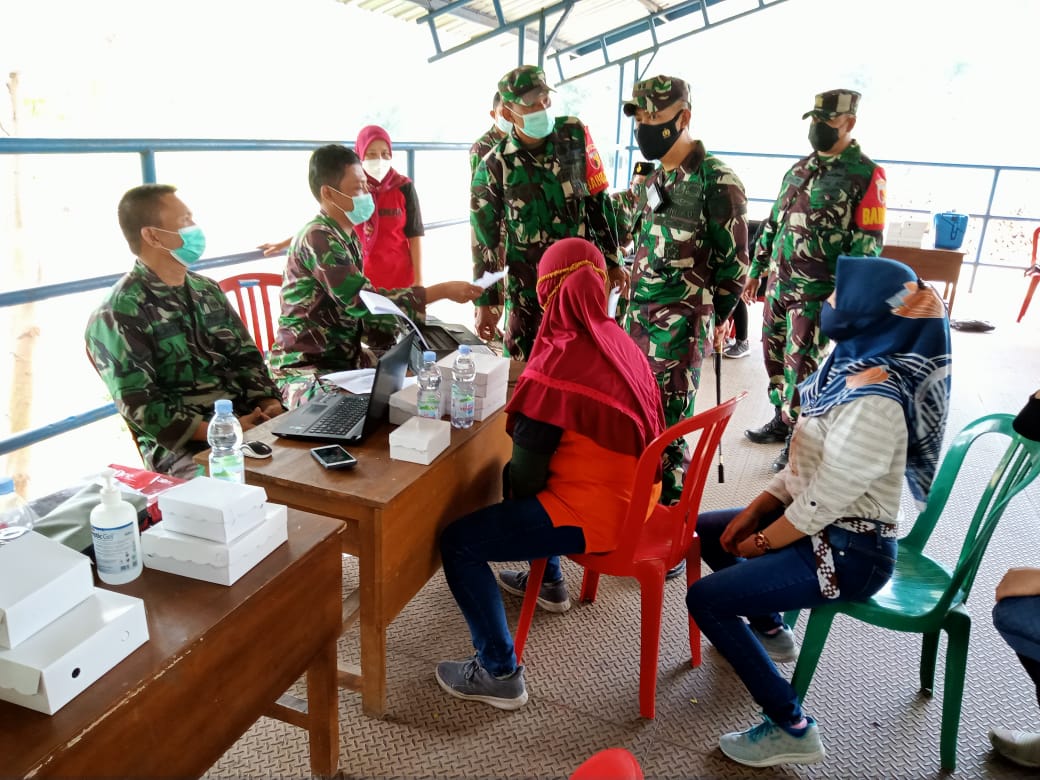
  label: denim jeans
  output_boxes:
[439,497,585,677]
[687,507,896,726]
[993,595,1040,710]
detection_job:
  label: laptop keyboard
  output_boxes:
[307,395,369,435]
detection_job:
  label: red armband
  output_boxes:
[584,126,609,197]
[855,166,887,231]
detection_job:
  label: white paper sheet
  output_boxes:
[358,289,431,350]
[607,287,621,318]
[474,267,508,289]
[320,369,375,394]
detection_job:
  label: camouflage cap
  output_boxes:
[622,75,691,117]
[802,89,861,120]
[498,65,555,106]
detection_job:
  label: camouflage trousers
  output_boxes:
[626,301,712,505]
[501,269,542,361]
[761,282,830,425]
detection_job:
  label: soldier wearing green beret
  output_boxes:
[743,89,887,471]
[614,75,750,508]
[471,65,625,360]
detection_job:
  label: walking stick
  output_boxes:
[715,348,725,483]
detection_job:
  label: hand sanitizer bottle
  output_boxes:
[90,468,143,585]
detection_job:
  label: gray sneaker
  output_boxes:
[719,715,825,767]
[751,624,800,663]
[723,339,751,359]
[990,728,1040,768]
[497,569,571,613]
[435,656,528,710]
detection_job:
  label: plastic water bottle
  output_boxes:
[450,345,476,430]
[417,350,442,419]
[90,467,142,584]
[0,476,38,545]
[208,399,245,483]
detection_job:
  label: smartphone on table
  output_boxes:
[310,444,358,470]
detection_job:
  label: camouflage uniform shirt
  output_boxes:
[751,140,885,298]
[469,125,506,175]
[85,260,280,474]
[471,116,621,359]
[268,212,425,396]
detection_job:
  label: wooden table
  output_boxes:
[235,409,513,718]
[881,245,966,315]
[0,510,345,778]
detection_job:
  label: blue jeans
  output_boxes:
[439,497,585,677]
[687,507,896,726]
[994,595,1040,710]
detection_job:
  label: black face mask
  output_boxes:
[636,115,682,160]
[808,121,840,153]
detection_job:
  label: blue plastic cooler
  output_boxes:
[934,212,968,250]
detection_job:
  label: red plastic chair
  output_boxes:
[218,273,282,354]
[513,392,747,719]
[570,748,644,779]
[1016,226,1040,322]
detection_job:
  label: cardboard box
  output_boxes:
[389,383,448,425]
[157,477,267,543]
[0,588,148,715]
[474,389,507,421]
[0,531,94,650]
[436,351,510,390]
[141,503,288,586]
[389,417,452,465]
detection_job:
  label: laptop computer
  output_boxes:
[271,333,414,444]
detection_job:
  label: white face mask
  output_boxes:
[363,158,391,182]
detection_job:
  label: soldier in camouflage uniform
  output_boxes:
[85,184,285,477]
[471,65,625,360]
[269,145,480,407]
[744,90,886,471]
[614,76,749,506]
[469,91,510,175]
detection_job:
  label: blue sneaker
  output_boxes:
[719,715,825,767]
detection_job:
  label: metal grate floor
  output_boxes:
[205,284,1039,779]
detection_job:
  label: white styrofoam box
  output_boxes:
[389,417,452,465]
[157,476,267,543]
[140,503,288,586]
[0,588,148,715]
[886,219,929,247]
[0,531,95,650]
[436,351,510,390]
[389,382,448,425]
[473,390,507,422]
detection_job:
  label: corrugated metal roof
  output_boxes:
[337,0,787,84]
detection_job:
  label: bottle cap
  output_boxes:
[215,399,233,415]
[0,477,12,495]
[423,350,436,363]
[459,344,472,355]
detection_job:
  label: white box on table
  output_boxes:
[473,390,507,421]
[157,477,267,543]
[389,417,452,465]
[0,588,148,715]
[0,531,95,650]
[389,382,448,425]
[436,351,510,391]
[141,503,288,586]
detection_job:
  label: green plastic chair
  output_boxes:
[786,413,1040,771]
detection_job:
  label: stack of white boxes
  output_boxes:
[436,350,510,422]
[0,532,149,714]
[141,477,288,586]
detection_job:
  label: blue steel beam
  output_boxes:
[426,0,575,62]
[0,405,117,458]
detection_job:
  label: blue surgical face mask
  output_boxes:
[495,114,513,135]
[157,225,206,265]
[518,105,554,140]
[331,187,375,225]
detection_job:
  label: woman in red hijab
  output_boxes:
[355,125,425,288]
[435,237,665,711]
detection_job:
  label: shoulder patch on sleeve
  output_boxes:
[855,166,887,231]
[583,125,609,196]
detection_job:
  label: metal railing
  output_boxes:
[2,137,1038,457]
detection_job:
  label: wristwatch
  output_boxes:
[753,532,772,552]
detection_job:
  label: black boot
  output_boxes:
[745,407,791,444]
[772,433,792,472]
